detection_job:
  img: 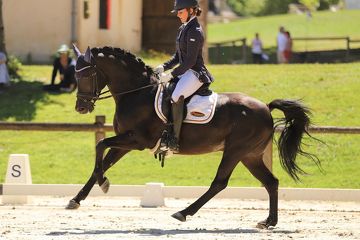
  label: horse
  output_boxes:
[67,45,320,229]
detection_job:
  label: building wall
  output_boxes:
[77,0,142,53]
[4,0,143,63]
[4,0,73,63]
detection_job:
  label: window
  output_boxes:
[99,0,111,29]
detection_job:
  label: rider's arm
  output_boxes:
[163,52,179,71]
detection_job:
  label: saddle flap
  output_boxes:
[155,84,218,125]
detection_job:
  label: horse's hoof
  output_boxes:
[256,219,277,229]
[171,212,186,222]
[100,177,110,193]
[256,221,268,229]
[65,200,80,210]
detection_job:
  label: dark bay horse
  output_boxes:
[68,45,320,228]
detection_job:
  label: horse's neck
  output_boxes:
[97,55,157,111]
[113,83,156,108]
[112,85,159,133]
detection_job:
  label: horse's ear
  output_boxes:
[84,46,92,63]
[72,43,81,59]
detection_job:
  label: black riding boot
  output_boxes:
[159,96,184,153]
[168,96,184,152]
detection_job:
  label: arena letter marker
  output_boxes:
[2,154,32,204]
[140,182,165,207]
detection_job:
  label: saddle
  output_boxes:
[155,79,217,125]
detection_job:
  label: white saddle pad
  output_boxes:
[154,84,218,124]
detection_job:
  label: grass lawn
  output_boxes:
[208,10,360,51]
[0,62,359,188]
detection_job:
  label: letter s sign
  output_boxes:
[11,164,21,177]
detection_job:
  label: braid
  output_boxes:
[185,6,202,17]
[195,7,202,16]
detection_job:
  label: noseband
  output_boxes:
[75,65,102,110]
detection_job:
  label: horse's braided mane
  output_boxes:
[91,46,158,84]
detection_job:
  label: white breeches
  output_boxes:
[171,70,203,102]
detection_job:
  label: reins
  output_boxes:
[97,83,159,100]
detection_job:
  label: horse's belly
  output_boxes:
[178,140,225,155]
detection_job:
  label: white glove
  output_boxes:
[154,65,164,74]
[160,72,173,83]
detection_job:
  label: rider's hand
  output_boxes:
[154,65,164,75]
[160,72,173,83]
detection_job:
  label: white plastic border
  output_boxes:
[1,184,359,202]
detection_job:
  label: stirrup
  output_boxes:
[167,136,179,152]
[159,129,179,153]
[159,129,170,151]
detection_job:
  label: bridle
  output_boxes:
[75,63,160,108]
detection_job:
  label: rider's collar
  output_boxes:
[183,16,196,27]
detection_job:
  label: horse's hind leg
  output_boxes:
[242,155,279,228]
[66,148,129,209]
[172,151,240,222]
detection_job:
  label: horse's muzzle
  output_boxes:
[75,98,94,114]
[75,105,89,114]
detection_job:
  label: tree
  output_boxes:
[260,0,299,15]
[318,0,342,10]
[0,0,6,54]
[300,0,320,10]
[227,0,300,16]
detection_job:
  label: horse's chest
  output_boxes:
[114,106,153,133]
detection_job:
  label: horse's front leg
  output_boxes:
[66,148,129,209]
[95,131,138,192]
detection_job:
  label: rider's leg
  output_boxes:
[167,70,203,152]
[168,96,184,152]
[171,70,203,103]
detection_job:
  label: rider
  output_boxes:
[154,0,214,152]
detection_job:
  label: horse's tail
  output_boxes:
[268,99,321,181]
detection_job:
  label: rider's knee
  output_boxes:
[171,95,184,104]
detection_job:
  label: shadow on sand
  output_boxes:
[47,227,296,236]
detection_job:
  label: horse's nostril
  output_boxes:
[76,106,85,112]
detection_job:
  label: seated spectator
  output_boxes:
[0,51,10,92]
[43,44,76,92]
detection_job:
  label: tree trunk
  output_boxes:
[0,0,6,54]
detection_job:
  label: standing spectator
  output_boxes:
[251,33,263,64]
[276,26,287,64]
[0,51,10,92]
[43,44,76,92]
[284,31,293,63]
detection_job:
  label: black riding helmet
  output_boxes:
[171,0,199,13]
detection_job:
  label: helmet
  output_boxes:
[57,44,70,53]
[171,0,199,13]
